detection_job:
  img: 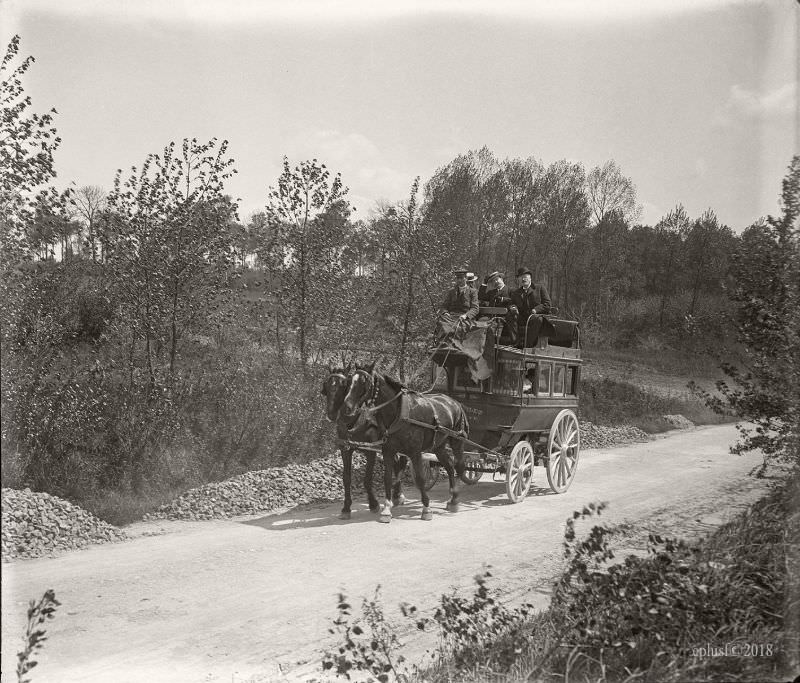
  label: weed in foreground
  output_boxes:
[321,587,411,682]
[432,571,535,672]
[16,589,60,683]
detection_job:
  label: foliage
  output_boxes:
[432,571,534,670]
[0,35,60,221]
[367,178,450,379]
[102,137,238,382]
[321,588,410,682]
[692,156,800,469]
[16,589,60,683]
[416,479,796,683]
[263,157,352,366]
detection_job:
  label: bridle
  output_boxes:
[350,369,405,416]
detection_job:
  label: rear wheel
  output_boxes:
[506,439,534,503]
[545,410,580,493]
[459,455,483,485]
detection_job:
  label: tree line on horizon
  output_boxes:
[2,35,796,517]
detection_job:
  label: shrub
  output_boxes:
[16,589,60,683]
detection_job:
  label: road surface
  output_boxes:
[1,425,772,682]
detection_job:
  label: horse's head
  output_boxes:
[342,362,376,417]
[321,366,351,421]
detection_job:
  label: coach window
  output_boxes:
[495,361,522,397]
[537,362,552,396]
[553,364,565,396]
[566,366,577,396]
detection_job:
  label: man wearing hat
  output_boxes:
[440,269,479,322]
[508,267,551,344]
[478,271,511,307]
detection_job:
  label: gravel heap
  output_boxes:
[143,456,351,521]
[580,421,650,449]
[662,414,695,430]
[2,488,127,561]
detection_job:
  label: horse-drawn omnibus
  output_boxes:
[327,307,582,522]
[427,308,582,503]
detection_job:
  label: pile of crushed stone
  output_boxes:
[143,456,354,521]
[662,414,695,430]
[579,421,650,449]
[2,488,126,561]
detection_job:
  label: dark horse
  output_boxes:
[342,363,470,523]
[321,367,408,520]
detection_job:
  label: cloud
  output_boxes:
[715,82,797,126]
[284,129,416,215]
[729,82,796,117]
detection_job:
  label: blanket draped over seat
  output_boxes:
[433,313,496,381]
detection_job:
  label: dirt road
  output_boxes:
[1,425,773,682]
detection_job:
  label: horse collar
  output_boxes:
[365,372,381,406]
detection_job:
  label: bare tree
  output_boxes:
[73,185,106,262]
[586,160,641,227]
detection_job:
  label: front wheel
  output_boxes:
[506,439,534,503]
[545,410,580,493]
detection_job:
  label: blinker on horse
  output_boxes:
[321,367,407,519]
[342,362,470,523]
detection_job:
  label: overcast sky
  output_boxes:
[3,0,797,230]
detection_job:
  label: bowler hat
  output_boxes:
[516,267,532,277]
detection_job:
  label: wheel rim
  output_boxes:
[506,440,534,503]
[546,410,580,493]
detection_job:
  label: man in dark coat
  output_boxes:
[479,271,512,307]
[508,267,552,345]
[440,269,479,322]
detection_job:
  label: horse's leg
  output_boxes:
[409,452,433,520]
[435,444,458,512]
[364,450,380,512]
[392,454,408,506]
[378,448,397,524]
[340,446,353,520]
[446,439,466,512]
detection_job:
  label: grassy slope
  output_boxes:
[579,346,733,434]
